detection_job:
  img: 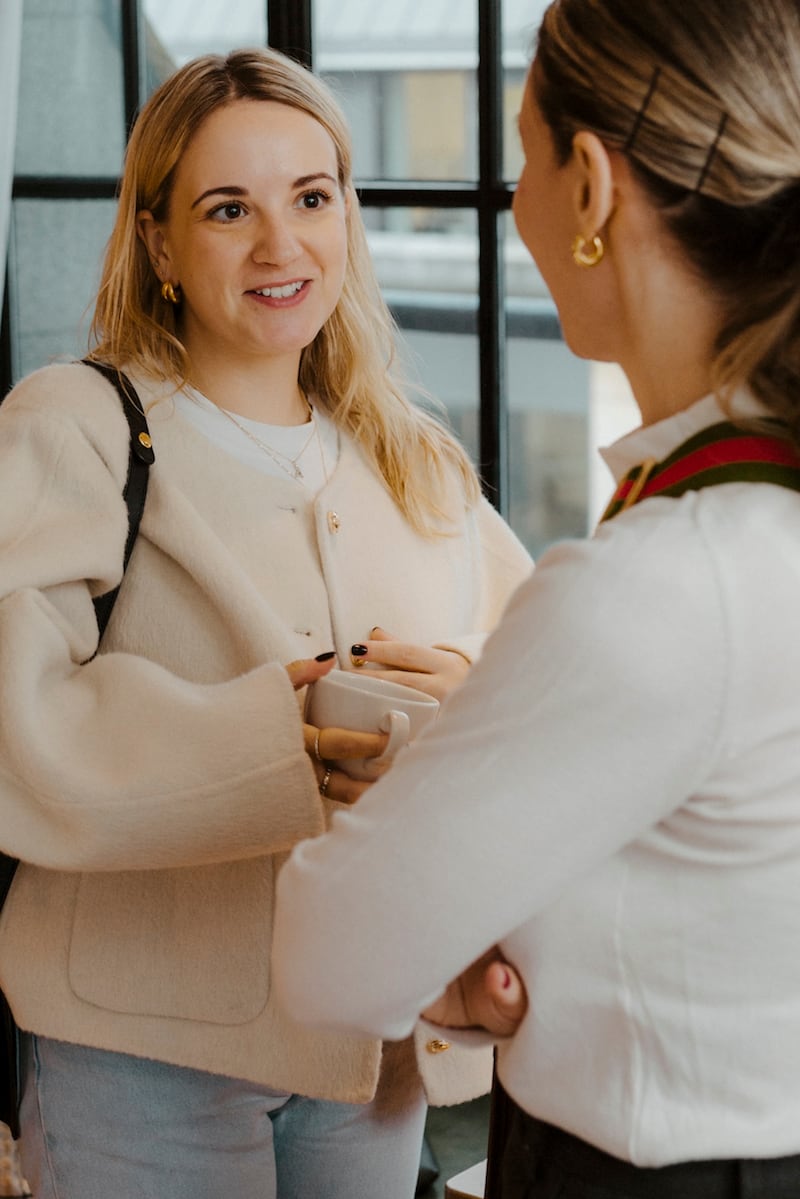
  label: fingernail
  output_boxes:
[370,626,383,635]
[350,643,368,668]
[315,651,336,662]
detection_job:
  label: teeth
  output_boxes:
[254,282,304,298]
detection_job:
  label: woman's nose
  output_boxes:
[251,214,301,266]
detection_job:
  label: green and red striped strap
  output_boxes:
[601,420,800,523]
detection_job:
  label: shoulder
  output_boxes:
[521,496,725,646]
[2,361,132,480]
[4,361,129,425]
[475,495,533,565]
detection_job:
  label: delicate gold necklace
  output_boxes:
[217,398,317,481]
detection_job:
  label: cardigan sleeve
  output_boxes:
[474,494,535,625]
[433,496,533,664]
[0,366,324,872]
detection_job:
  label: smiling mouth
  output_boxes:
[251,281,306,298]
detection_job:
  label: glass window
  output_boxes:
[14,0,126,177]
[143,0,267,71]
[369,208,480,462]
[8,199,117,379]
[316,1,478,182]
[503,0,544,182]
[504,207,639,551]
[4,0,630,553]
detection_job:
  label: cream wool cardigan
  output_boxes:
[0,362,532,1105]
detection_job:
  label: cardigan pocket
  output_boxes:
[67,858,273,1025]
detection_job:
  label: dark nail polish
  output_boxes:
[315,651,336,662]
[350,644,368,657]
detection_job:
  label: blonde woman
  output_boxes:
[0,48,531,1199]
[274,1,800,1195]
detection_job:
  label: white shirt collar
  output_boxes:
[599,389,770,484]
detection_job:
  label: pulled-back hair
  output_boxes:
[535,0,800,438]
[90,48,479,532]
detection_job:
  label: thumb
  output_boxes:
[483,960,528,1030]
[285,652,336,691]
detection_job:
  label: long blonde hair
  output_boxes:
[90,48,479,531]
[535,0,800,439]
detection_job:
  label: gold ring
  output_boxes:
[314,730,324,762]
[319,766,333,797]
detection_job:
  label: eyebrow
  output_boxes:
[191,185,247,209]
[191,173,339,209]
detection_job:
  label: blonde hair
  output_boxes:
[535,0,800,438]
[90,48,479,532]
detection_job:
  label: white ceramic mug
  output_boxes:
[305,668,439,780]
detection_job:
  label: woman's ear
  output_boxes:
[571,130,615,237]
[136,210,170,280]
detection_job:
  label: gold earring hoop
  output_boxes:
[160,280,180,304]
[571,234,605,268]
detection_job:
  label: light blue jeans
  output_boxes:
[18,1033,427,1199]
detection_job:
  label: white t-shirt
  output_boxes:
[174,387,339,495]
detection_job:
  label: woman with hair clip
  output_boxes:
[0,46,531,1199]
[274,1,800,1196]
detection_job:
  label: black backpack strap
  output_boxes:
[1,362,152,901]
[81,360,155,639]
[0,362,153,1137]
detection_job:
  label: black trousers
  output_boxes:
[492,1084,800,1199]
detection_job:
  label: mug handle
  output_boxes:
[371,709,411,771]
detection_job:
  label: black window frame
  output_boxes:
[1,0,544,514]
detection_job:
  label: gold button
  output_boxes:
[327,510,341,533]
[426,1038,451,1054]
[138,431,152,449]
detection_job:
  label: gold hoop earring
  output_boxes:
[571,234,604,268]
[160,280,180,304]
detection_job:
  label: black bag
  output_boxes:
[0,361,153,1138]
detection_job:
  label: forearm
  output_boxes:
[0,594,323,870]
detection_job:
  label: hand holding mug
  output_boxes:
[302,720,390,806]
[304,667,439,781]
[285,654,386,804]
[349,626,470,702]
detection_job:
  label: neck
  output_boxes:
[615,277,720,426]
[624,355,715,427]
[605,173,723,428]
[186,352,308,426]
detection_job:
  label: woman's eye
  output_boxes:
[299,190,332,210]
[210,201,245,222]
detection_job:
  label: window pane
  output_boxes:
[8,199,116,382]
[143,0,267,74]
[15,0,126,176]
[367,207,479,460]
[508,330,591,556]
[503,0,543,183]
[505,204,587,555]
[504,212,638,553]
[317,2,477,181]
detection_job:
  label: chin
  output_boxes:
[560,324,616,365]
